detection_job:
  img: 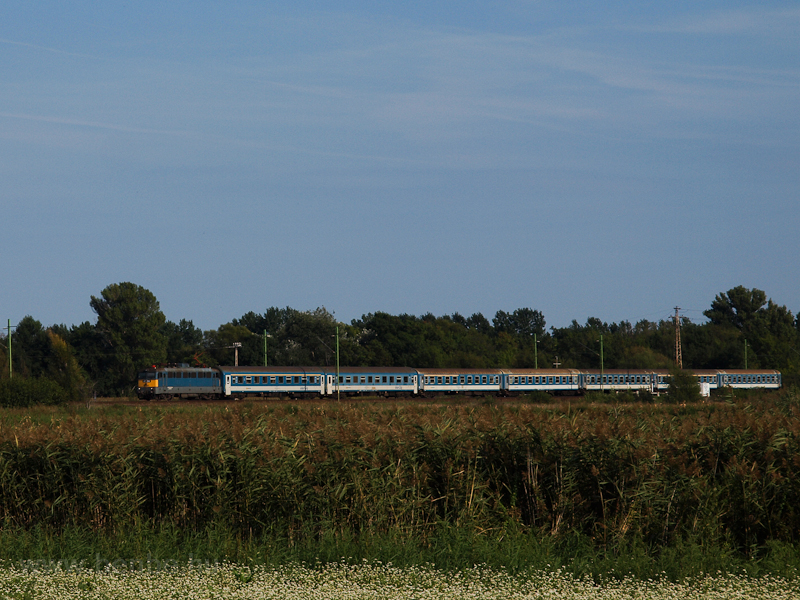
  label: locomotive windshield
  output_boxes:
[138,371,157,380]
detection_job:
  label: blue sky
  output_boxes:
[2,1,798,332]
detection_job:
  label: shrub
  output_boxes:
[666,370,701,403]
[0,377,67,407]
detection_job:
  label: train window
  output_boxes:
[389,376,394,383]
[404,376,409,383]
[381,376,386,383]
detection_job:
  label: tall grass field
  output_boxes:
[1,388,800,594]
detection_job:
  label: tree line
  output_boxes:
[1,283,798,398]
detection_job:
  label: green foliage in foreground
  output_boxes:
[2,524,800,581]
[2,390,800,576]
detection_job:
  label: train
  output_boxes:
[136,364,781,400]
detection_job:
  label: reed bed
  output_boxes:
[0,389,799,568]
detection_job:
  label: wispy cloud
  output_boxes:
[0,37,101,59]
[642,8,800,36]
[0,111,186,136]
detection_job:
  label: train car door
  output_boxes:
[325,374,333,395]
[224,374,231,396]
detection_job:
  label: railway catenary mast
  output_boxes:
[674,306,683,369]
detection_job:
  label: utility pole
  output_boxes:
[225,342,242,366]
[674,307,683,369]
[599,334,604,392]
[534,333,538,369]
[335,326,340,401]
[744,339,748,369]
[5,319,14,379]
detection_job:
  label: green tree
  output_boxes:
[162,319,204,365]
[11,316,51,378]
[47,330,88,402]
[667,369,701,404]
[703,286,796,370]
[704,286,768,329]
[204,323,254,365]
[90,283,167,395]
